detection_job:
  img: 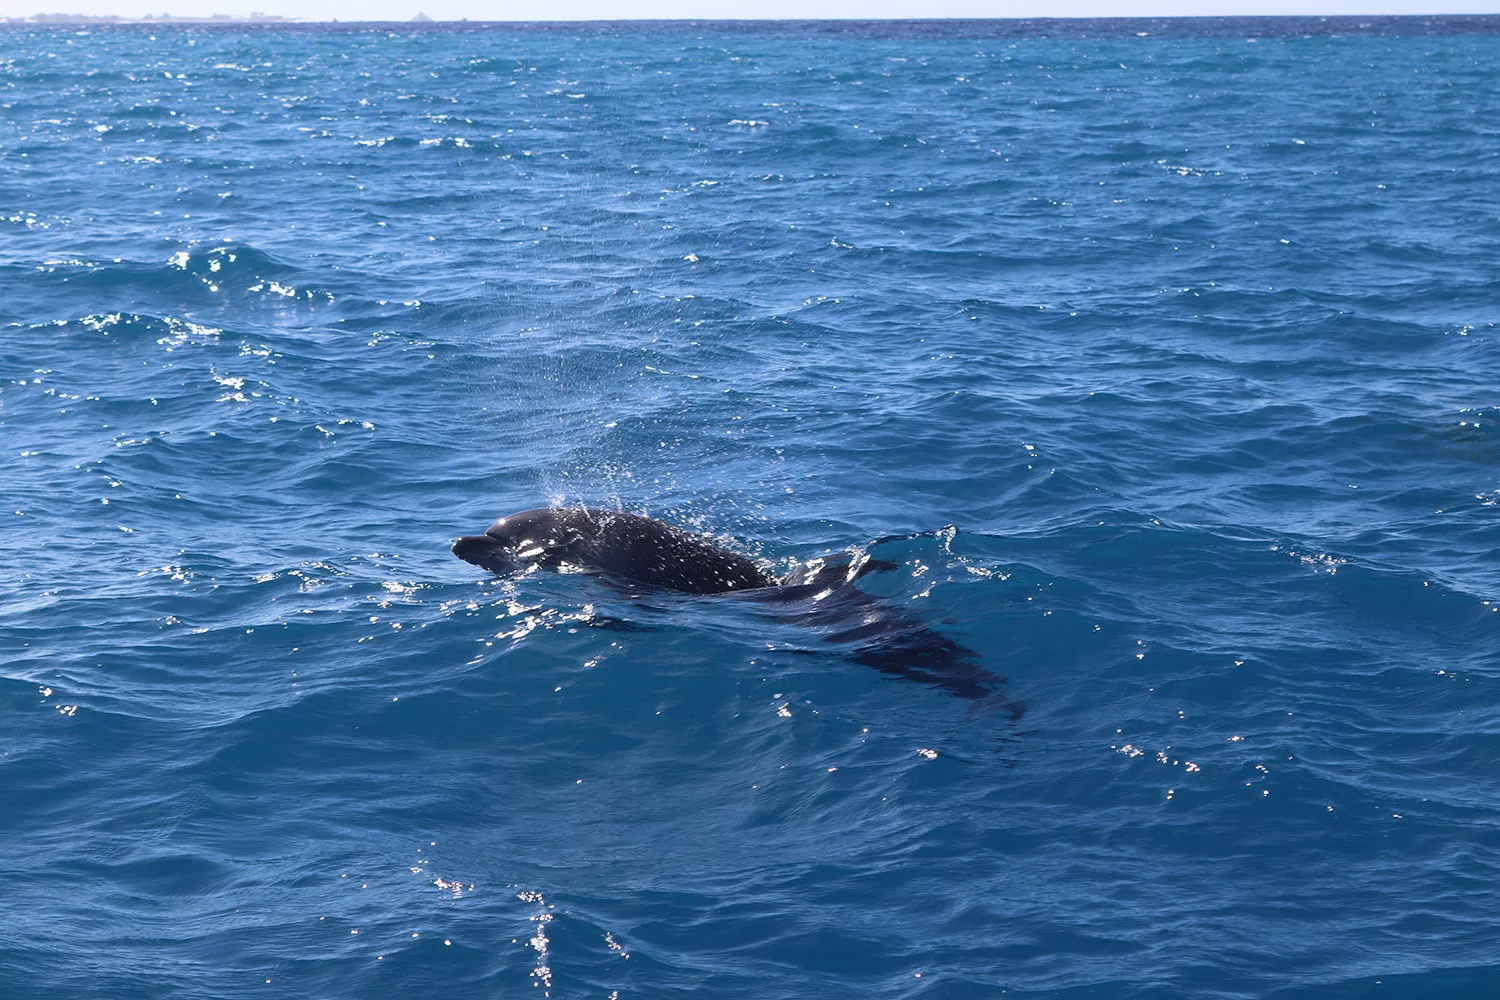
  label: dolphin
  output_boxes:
[453,507,1014,709]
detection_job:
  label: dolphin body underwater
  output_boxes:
[453,507,1015,709]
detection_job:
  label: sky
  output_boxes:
[0,0,1496,24]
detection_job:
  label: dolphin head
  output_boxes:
[451,507,584,575]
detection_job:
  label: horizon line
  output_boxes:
[6,11,1500,22]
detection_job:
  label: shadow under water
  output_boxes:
[734,552,1021,718]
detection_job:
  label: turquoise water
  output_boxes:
[2,17,1499,998]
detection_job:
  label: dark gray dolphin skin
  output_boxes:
[452,507,777,595]
[453,506,1015,711]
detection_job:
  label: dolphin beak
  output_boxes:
[452,534,510,572]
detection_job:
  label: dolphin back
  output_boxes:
[569,509,777,594]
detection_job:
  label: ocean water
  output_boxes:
[3,16,1499,998]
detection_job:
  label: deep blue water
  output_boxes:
[3,17,1500,999]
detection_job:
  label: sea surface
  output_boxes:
[2,17,1499,999]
